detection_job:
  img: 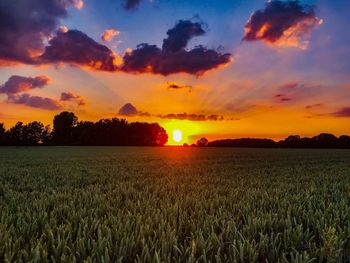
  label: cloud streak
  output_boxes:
[166,83,193,91]
[157,113,225,121]
[7,94,62,110]
[60,92,86,106]
[333,107,350,117]
[117,103,227,121]
[243,0,322,49]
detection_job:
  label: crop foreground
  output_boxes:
[1,147,350,262]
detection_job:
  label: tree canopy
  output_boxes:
[0,112,168,146]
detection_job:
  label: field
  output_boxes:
[1,147,350,262]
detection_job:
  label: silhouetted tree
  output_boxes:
[208,138,276,148]
[196,137,209,147]
[22,121,49,145]
[52,112,78,145]
[0,123,6,145]
[72,121,96,145]
[70,118,167,146]
[312,133,338,148]
[339,135,350,148]
[6,122,24,145]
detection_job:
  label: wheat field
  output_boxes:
[0,147,350,262]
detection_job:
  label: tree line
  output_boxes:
[0,112,168,146]
[190,134,350,148]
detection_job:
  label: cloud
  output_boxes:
[333,107,350,117]
[117,103,228,121]
[102,29,120,42]
[274,94,292,102]
[162,20,206,52]
[243,0,322,49]
[40,30,120,71]
[72,0,84,10]
[123,0,143,10]
[120,20,232,75]
[60,92,86,106]
[117,103,150,116]
[0,0,83,64]
[157,113,224,121]
[7,94,62,110]
[167,83,193,90]
[0,75,51,94]
[118,103,139,116]
[305,103,323,109]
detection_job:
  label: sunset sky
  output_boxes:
[0,0,349,144]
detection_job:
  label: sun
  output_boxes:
[173,130,183,143]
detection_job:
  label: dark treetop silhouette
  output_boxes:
[0,112,168,146]
[197,134,350,149]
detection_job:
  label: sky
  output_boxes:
[0,0,349,145]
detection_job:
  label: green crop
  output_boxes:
[0,147,350,262]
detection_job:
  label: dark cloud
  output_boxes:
[0,0,83,64]
[333,107,350,117]
[123,0,143,10]
[167,83,193,90]
[243,0,322,49]
[0,75,50,94]
[305,103,323,109]
[118,103,139,116]
[157,113,224,121]
[162,20,205,52]
[0,0,119,71]
[274,94,292,102]
[40,30,119,71]
[118,103,228,121]
[60,92,86,106]
[120,20,232,75]
[7,93,62,110]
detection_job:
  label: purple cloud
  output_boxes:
[0,75,51,94]
[120,20,232,75]
[0,0,83,64]
[60,92,86,106]
[7,93,62,110]
[333,107,350,117]
[40,30,119,71]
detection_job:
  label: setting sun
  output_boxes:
[173,130,182,143]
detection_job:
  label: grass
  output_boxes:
[0,147,350,262]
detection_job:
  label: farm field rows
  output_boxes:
[0,147,350,262]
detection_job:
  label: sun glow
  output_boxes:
[162,120,201,146]
[173,130,182,143]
